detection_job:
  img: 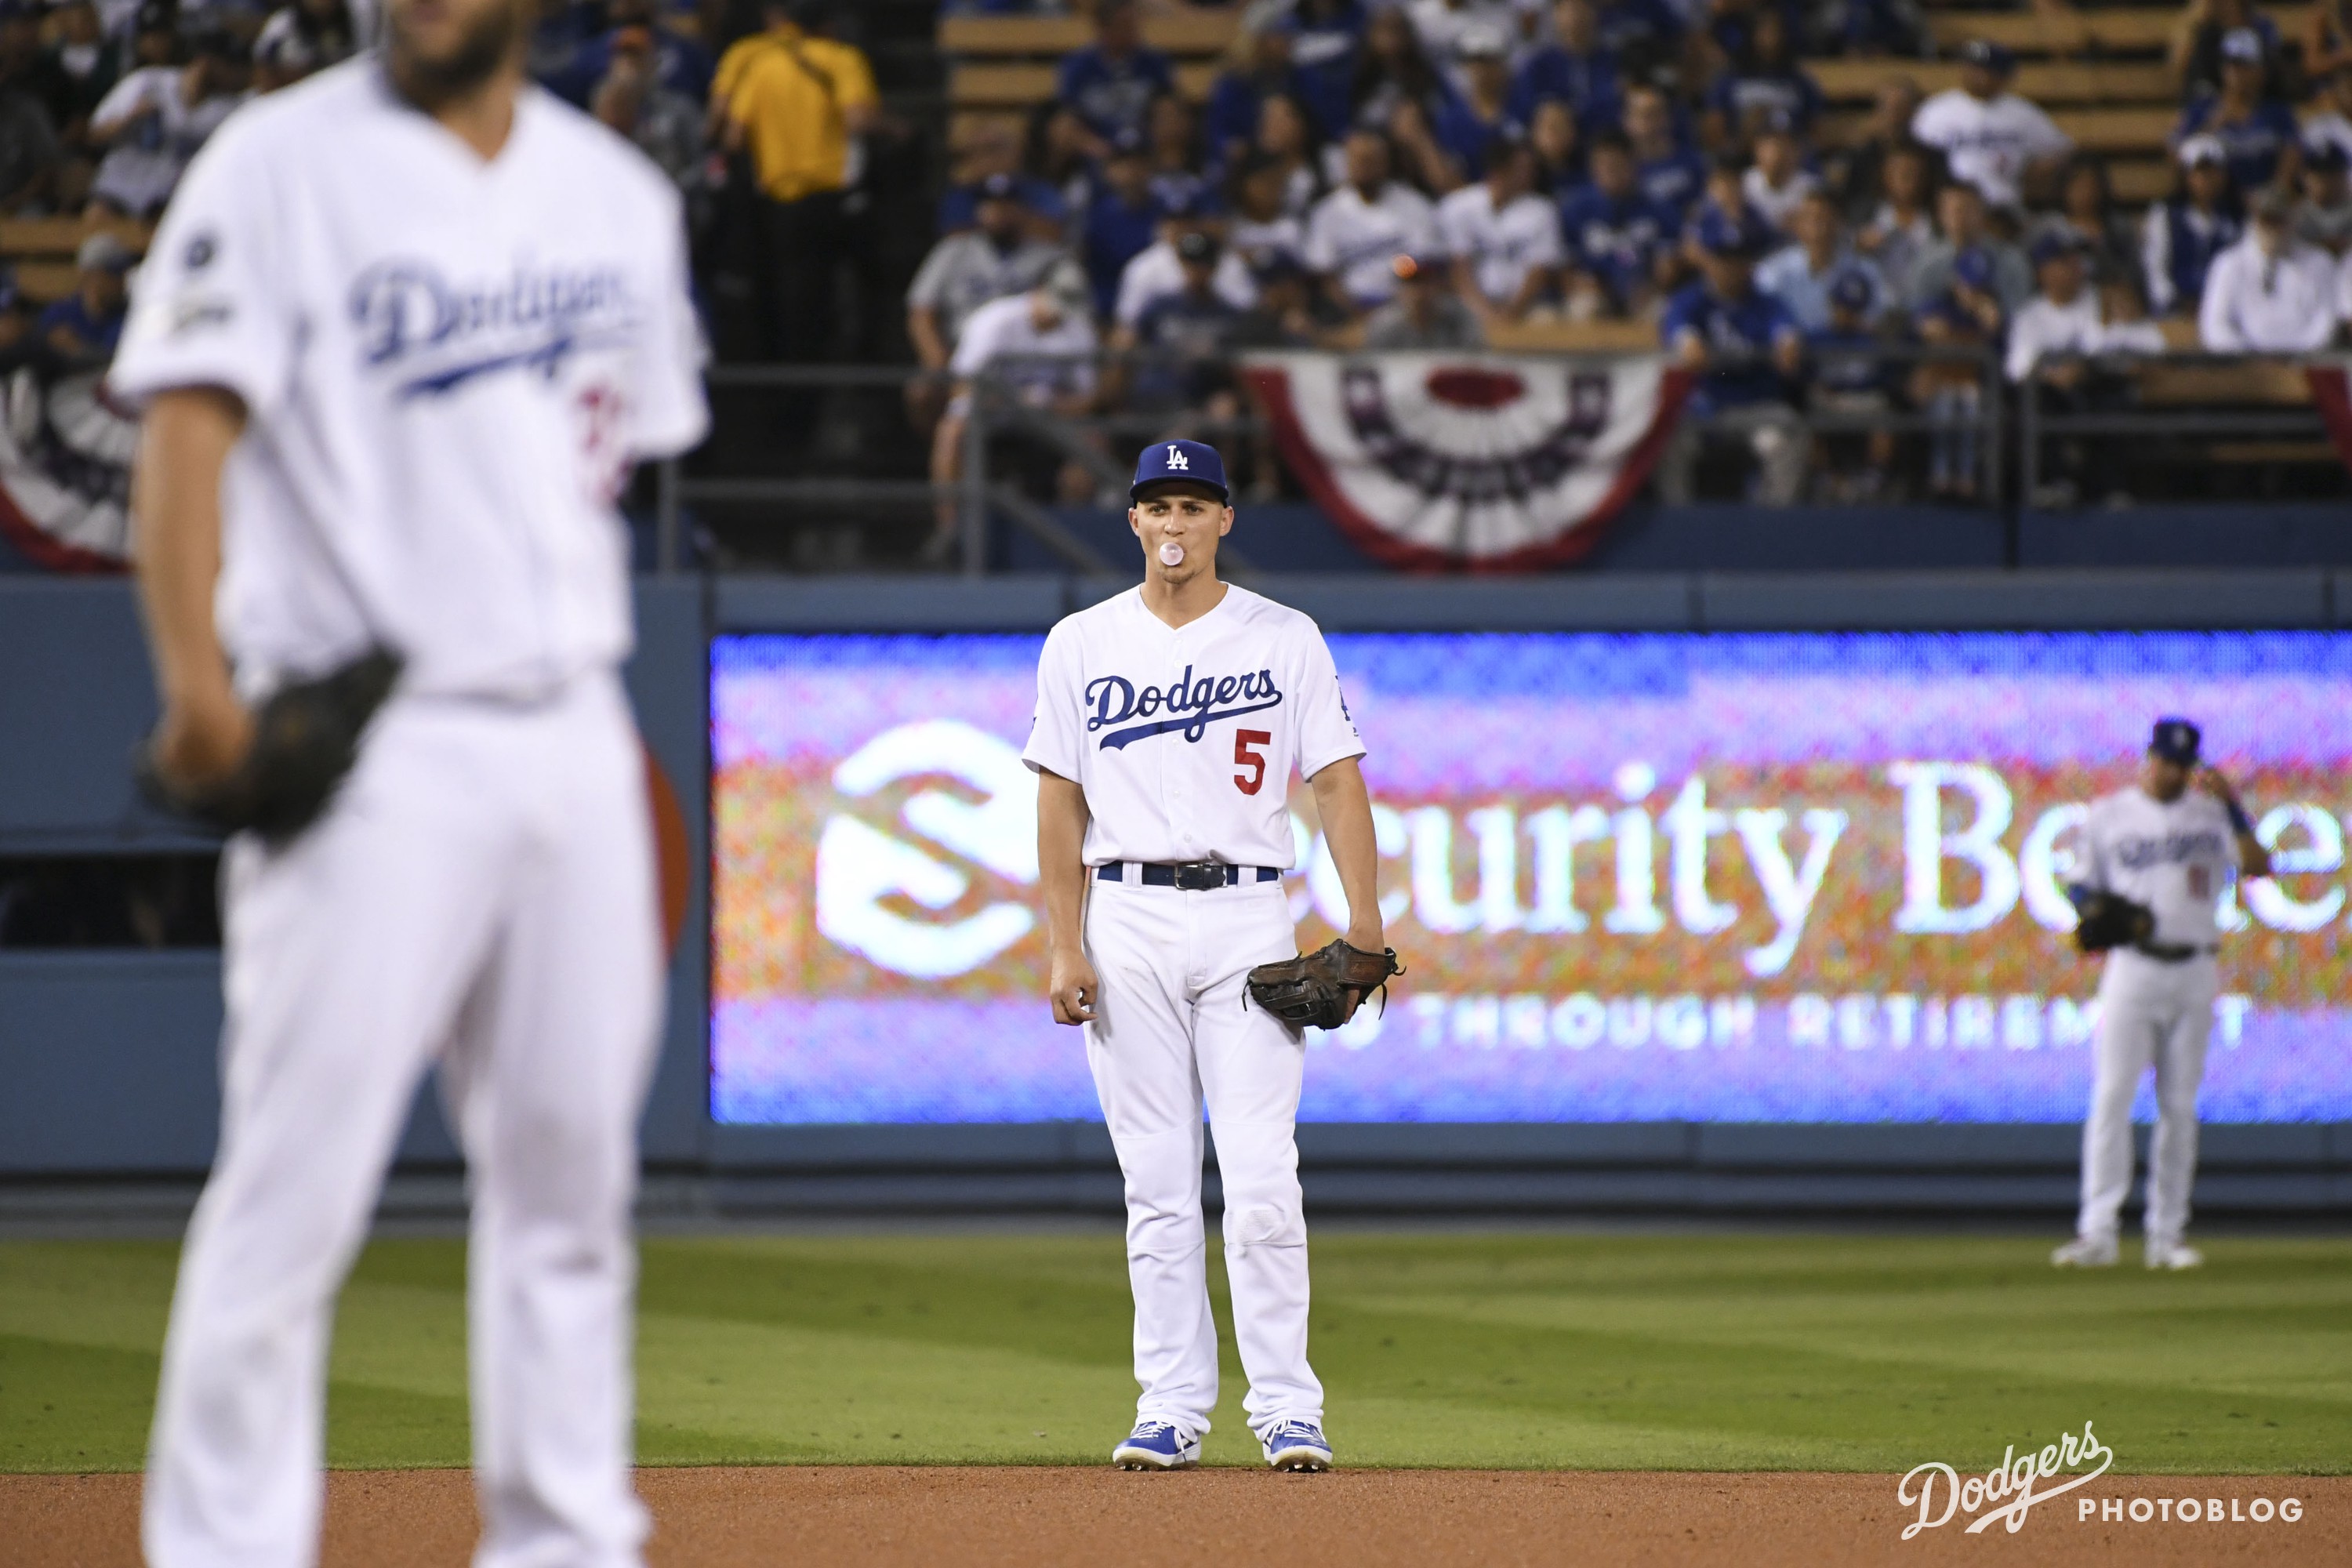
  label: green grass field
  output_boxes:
[2,1232,2348,1475]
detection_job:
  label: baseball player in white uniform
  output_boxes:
[117,0,706,1561]
[1025,439,1385,1473]
[2053,720,2270,1272]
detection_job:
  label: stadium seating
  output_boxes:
[0,216,152,304]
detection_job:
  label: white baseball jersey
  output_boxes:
[948,290,1098,400]
[1436,183,1564,303]
[1022,583,1364,868]
[2198,236,2339,352]
[2002,289,2103,382]
[1909,89,2072,209]
[1304,180,1439,307]
[111,61,708,703]
[2078,787,2238,946]
[1113,239,1257,327]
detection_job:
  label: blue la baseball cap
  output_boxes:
[2150,717,2201,764]
[1827,267,1875,313]
[1131,439,1229,502]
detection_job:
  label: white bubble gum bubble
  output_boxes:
[1158,541,1185,567]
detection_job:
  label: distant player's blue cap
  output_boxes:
[1131,439,1229,503]
[2150,717,2202,764]
[2030,230,2087,266]
[1958,38,2014,74]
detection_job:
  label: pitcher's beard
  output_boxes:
[387,1,520,111]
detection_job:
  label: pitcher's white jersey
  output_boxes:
[111,60,709,703]
[2078,787,2238,946]
[1022,583,1363,867]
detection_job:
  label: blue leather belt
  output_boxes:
[1097,861,1281,891]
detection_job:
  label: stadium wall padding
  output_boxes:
[6,573,2352,1210]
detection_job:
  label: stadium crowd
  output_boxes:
[906,0,2352,507]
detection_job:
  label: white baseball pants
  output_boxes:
[2076,950,2219,1247]
[144,673,662,1568]
[1082,873,1323,1442]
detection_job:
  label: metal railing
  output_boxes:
[650,347,2342,574]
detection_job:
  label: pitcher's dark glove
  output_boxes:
[136,649,402,845]
[2066,883,2154,954]
[1247,938,1404,1030]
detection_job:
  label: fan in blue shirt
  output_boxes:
[1624,84,1707,227]
[1283,0,1365,142]
[1560,130,1671,312]
[1058,0,1176,146]
[1431,27,1519,180]
[1085,134,1170,315]
[1660,209,1802,410]
[1702,11,1821,143]
[1508,0,1624,131]
[2173,34,2302,195]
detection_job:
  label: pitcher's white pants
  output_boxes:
[2076,950,2218,1247]
[143,673,662,1568]
[1083,874,1322,1442]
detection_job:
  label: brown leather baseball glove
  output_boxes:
[1247,938,1404,1030]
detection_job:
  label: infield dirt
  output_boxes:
[9,1468,2347,1567]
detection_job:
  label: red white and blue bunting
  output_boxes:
[1242,352,1692,570]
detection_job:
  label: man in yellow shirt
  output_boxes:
[712,0,878,368]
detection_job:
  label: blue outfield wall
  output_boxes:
[5,572,2352,1207]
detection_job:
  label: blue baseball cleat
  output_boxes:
[1261,1417,1333,1472]
[1112,1419,1201,1470]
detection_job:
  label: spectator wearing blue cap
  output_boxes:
[2296,138,2352,252]
[1910,38,2071,210]
[2172,29,2300,194]
[937,120,1066,240]
[1506,0,1622,136]
[2173,0,2283,104]
[1907,179,2031,314]
[1559,130,1672,318]
[2142,134,2243,315]
[1758,187,1885,331]
[1911,243,2003,501]
[1363,250,1486,347]
[1116,187,1258,334]
[1701,9,1820,147]
[1657,208,1806,503]
[1084,132,1171,318]
[1802,266,1900,503]
[1058,0,1174,156]
[908,174,1085,376]
[1115,230,1247,426]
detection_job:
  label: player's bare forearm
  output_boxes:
[1036,768,1099,1024]
[1310,756,1382,950]
[132,387,254,786]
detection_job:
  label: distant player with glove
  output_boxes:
[2053,719,2270,1272]
[1025,439,1393,1474]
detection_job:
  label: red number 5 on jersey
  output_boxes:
[1233,729,1272,795]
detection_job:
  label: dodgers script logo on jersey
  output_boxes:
[348,259,640,399]
[2114,829,2229,870]
[1086,665,1283,750]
